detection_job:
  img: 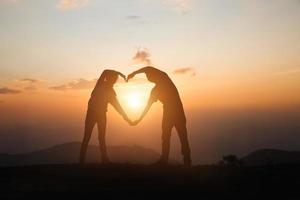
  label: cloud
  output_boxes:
[173,67,197,76]
[274,68,300,76]
[18,78,40,83]
[16,78,41,91]
[125,15,149,25]
[50,78,97,91]
[132,48,152,65]
[0,87,21,94]
[68,78,97,89]
[49,85,69,91]
[126,15,142,20]
[173,67,193,74]
[163,0,190,14]
[57,0,89,11]
[0,0,20,4]
[23,86,38,91]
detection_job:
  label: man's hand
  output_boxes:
[119,73,126,81]
[125,118,138,126]
[112,70,126,81]
[130,119,140,126]
[126,72,136,82]
[123,116,139,126]
[128,120,135,126]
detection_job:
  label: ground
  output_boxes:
[1,163,300,199]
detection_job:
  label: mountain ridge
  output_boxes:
[242,148,300,166]
[1,142,300,166]
[0,142,163,166]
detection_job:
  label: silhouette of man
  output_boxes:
[127,66,192,166]
[79,69,132,164]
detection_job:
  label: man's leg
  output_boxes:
[97,118,109,163]
[159,122,173,164]
[79,111,95,164]
[175,123,191,166]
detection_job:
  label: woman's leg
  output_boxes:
[79,110,96,164]
[175,123,191,166]
[97,117,109,163]
[160,120,173,164]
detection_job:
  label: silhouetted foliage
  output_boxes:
[222,154,243,166]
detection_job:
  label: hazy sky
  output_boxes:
[1,0,300,79]
[0,0,300,163]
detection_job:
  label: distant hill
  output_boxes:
[242,149,300,166]
[0,142,163,166]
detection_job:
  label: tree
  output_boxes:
[222,155,243,166]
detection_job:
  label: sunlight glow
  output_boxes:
[127,92,143,109]
[114,81,154,118]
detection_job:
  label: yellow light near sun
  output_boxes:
[114,81,154,119]
[127,92,143,109]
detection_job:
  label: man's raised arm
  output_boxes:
[127,66,156,81]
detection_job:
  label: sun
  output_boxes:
[126,92,142,109]
[114,81,154,116]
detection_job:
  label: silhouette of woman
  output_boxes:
[79,69,131,164]
[127,66,191,166]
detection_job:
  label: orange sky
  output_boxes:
[0,0,300,163]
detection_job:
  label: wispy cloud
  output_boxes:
[0,0,20,4]
[0,87,21,94]
[23,86,38,91]
[163,0,190,14]
[125,15,149,25]
[49,85,69,91]
[173,67,196,76]
[15,78,42,91]
[2,0,190,14]
[274,68,300,76]
[67,78,97,89]
[126,15,142,20]
[18,78,41,83]
[50,78,97,91]
[132,48,152,65]
[57,0,89,11]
